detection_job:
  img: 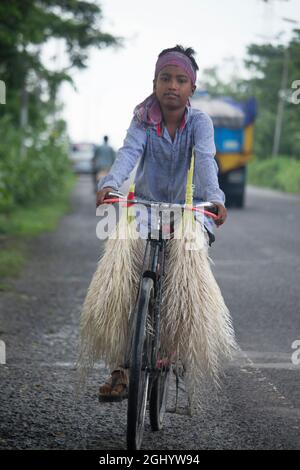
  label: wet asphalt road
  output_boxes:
[0,175,300,450]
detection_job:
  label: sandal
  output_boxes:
[98,368,129,402]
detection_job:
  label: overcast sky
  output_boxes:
[58,0,300,148]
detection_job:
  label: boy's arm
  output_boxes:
[193,112,227,226]
[97,118,147,192]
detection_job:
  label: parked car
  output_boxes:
[70,142,95,174]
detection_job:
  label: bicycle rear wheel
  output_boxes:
[127,277,154,450]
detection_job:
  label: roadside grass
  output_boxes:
[0,174,76,285]
[248,156,300,193]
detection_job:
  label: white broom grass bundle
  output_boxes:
[160,152,237,409]
[76,196,144,391]
[160,218,237,401]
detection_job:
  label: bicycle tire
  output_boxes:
[149,364,170,431]
[127,276,154,450]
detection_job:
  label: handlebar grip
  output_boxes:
[204,205,219,216]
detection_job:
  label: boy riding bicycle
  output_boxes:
[96,45,227,401]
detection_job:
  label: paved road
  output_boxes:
[0,176,299,450]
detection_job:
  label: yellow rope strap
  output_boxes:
[185,148,195,206]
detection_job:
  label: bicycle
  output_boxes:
[102,190,218,450]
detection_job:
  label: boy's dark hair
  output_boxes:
[158,45,199,73]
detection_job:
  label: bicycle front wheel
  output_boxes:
[127,276,154,450]
[149,363,170,431]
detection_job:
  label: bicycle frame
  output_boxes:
[124,229,167,376]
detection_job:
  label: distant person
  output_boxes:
[92,136,116,192]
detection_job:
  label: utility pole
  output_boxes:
[272,47,289,156]
[272,17,298,157]
[20,72,28,159]
[20,76,28,129]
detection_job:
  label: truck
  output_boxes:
[191,92,257,207]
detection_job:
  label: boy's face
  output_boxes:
[153,65,196,111]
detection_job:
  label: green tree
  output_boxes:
[0,0,119,128]
[0,1,120,212]
[200,29,300,160]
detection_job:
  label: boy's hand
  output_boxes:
[96,187,116,207]
[212,202,227,227]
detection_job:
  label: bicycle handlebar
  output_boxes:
[102,191,219,220]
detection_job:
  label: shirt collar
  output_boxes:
[156,105,190,137]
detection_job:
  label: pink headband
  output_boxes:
[155,51,196,85]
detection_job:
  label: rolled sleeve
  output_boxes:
[97,118,147,191]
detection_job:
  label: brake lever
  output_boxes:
[194,202,219,216]
[105,190,126,199]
